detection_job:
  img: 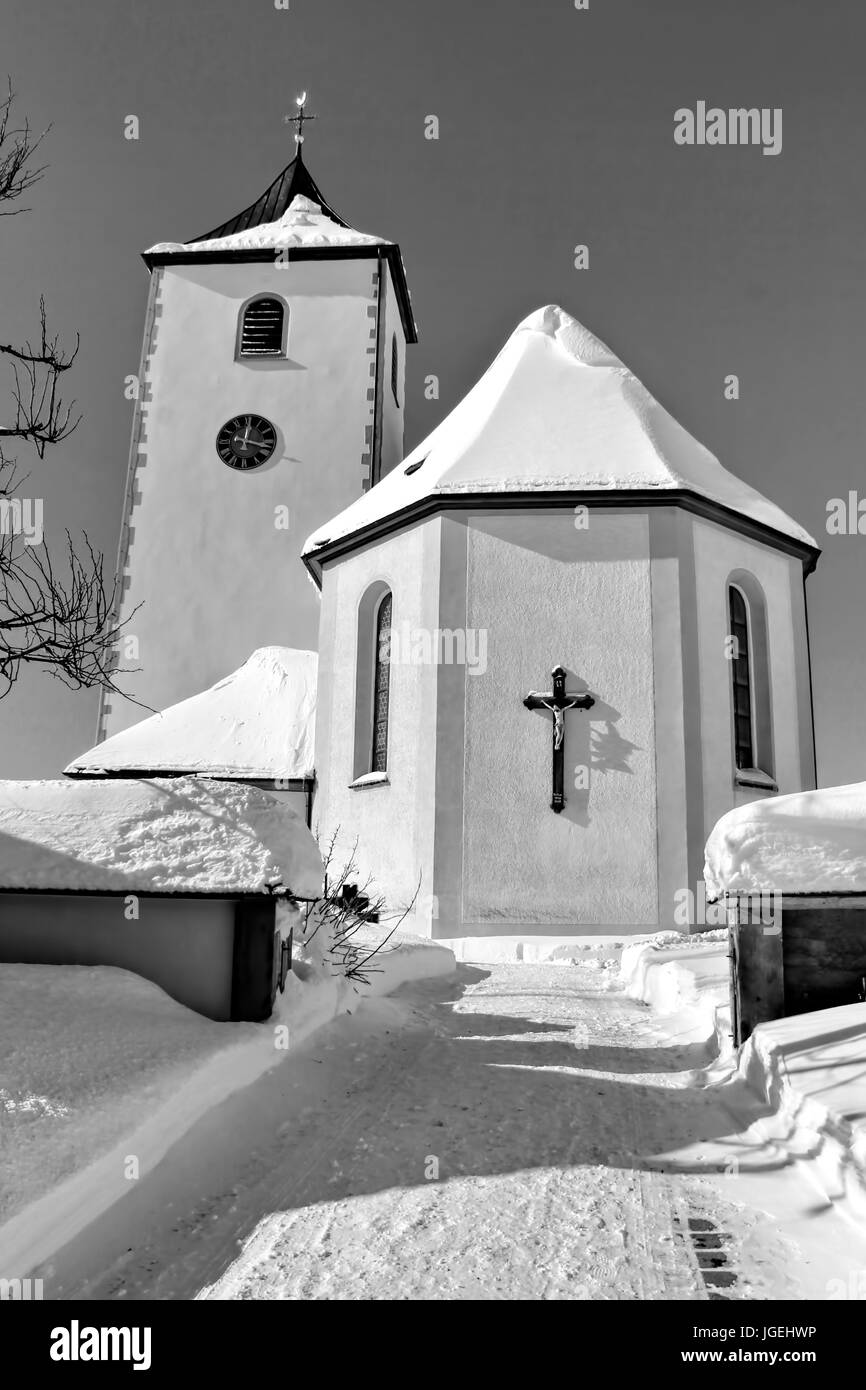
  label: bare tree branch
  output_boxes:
[0,85,142,706]
[0,79,48,215]
[0,458,146,702]
[302,830,422,987]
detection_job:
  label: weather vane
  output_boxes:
[283,91,317,148]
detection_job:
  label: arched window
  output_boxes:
[729,585,754,770]
[727,574,774,785]
[390,333,400,406]
[352,581,393,782]
[371,591,392,773]
[239,296,286,356]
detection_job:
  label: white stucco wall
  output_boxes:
[691,515,815,841]
[312,503,814,945]
[0,895,236,1020]
[314,520,441,927]
[458,511,658,931]
[103,255,382,737]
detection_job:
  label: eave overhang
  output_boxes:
[141,242,418,344]
[302,488,821,587]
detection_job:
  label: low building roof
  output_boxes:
[67,648,316,782]
[705,781,866,899]
[0,776,323,899]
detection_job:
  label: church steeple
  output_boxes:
[191,94,348,243]
[99,110,416,745]
[191,147,349,244]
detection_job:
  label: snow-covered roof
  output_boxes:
[66,647,316,781]
[146,195,388,257]
[705,782,866,899]
[303,304,817,560]
[0,776,323,898]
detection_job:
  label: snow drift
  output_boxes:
[705,781,866,899]
[0,775,323,898]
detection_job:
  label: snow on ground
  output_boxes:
[181,964,864,1301]
[620,930,732,1056]
[304,304,815,560]
[0,775,322,897]
[0,930,454,1278]
[9,941,866,1300]
[0,964,264,1270]
[622,930,866,1228]
[738,1003,866,1220]
[705,780,866,898]
[66,648,317,781]
[147,195,387,256]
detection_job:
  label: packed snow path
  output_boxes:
[46,962,850,1300]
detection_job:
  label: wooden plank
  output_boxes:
[730,903,784,1045]
[782,906,866,1015]
[230,898,278,1022]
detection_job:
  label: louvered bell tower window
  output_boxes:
[371,591,392,773]
[240,298,285,356]
[729,585,754,770]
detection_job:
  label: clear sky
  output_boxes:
[1,0,864,784]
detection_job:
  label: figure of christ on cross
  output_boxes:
[523,665,595,813]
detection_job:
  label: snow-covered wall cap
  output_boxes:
[704,782,866,899]
[0,776,324,898]
[303,304,817,556]
[146,195,390,256]
[67,647,316,781]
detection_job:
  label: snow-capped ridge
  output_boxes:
[517,304,624,369]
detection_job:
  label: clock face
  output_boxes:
[216,414,277,470]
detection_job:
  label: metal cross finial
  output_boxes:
[283,91,317,149]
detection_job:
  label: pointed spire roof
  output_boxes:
[142,150,418,342]
[191,149,349,242]
[303,305,817,571]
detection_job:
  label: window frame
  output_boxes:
[370,589,392,774]
[726,574,776,791]
[236,293,289,360]
[350,580,394,787]
[390,332,400,407]
[728,583,756,772]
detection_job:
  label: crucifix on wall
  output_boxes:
[523,666,595,814]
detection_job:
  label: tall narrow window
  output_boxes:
[239,297,285,356]
[390,333,400,406]
[729,584,755,770]
[371,591,392,772]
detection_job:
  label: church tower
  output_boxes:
[99,109,416,740]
